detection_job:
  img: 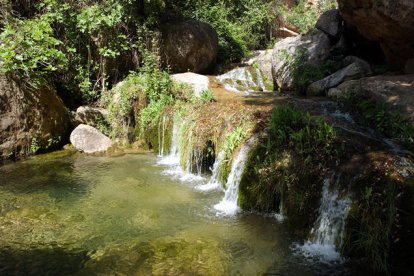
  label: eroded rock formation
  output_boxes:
[338,0,414,67]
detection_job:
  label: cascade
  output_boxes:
[214,136,256,216]
[159,116,204,182]
[196,151,225,191]
[158,115,180,165]
[157,115,167,157]
[297,175,351,262]
[255,68,267,92]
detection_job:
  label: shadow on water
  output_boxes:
[0,246,89,275]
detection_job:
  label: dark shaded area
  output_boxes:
[343,23,386,65]
[0,246,89,275]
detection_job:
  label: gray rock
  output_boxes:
[271,29,332,91]
[245,49,273,86]
[316,9,343,40]
[327,74,414,125]
[74,106,108,127]
[160,19,218,73]
[307,58,372,96]
[0,73,70,161]
[70,124,113,153]
[171,73,209,97]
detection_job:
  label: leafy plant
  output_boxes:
[199,89,214,103]
[0,16,66,80]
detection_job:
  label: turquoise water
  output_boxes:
[0,152,354,275]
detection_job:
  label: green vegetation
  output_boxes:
[239,105,342,233]
[354,99,414,143]
[218,126,249,185]
[199,89,214,103]
[277,0,337,34]
[279,48,342,94]
[343,155,401,275]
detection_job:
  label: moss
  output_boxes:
[238,105,343,236]
[342,154,404,274]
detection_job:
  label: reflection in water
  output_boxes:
[0,153,354,275]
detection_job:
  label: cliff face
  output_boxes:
[338,0,414,67]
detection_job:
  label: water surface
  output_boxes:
[0,152,354,275]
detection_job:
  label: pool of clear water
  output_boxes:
[0,152,356,275]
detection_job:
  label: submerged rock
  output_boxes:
[171,72,209,97]
[271,29,332,91]
[307,56,372,96]
[160,19,218,73]
[70,124,112,153]
[0,73,70,161]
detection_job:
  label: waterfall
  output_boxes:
[159,117,204,182]
[158,115,179,165]
[296,175,351,263]
[256,68,267,92]
[157,115,167,157]
[196,151,225,192]
[214,137,256,216]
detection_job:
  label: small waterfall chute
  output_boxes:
[196,151,225,192]
[159,115,204,182]
[214,136,256,216]
[295,175,351,263]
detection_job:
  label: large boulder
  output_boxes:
[160,19,219,74]
[70,124,113,153]
[171,73,209,97]
[316,9,343,41]
[338,0,414,67]
[307,56,372,96]
[245,50,273,85]
[271,29,332,91]
[327,74,414,125]
[0,73,70,161]
[73,106,108,127]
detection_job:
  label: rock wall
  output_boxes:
[0,74,70,161]
[338,0,414,67]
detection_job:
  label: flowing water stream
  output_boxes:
[0,151,358,275]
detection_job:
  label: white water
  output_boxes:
[214,137,256,216]
[158,115,205,182]
[157,116,167,157]
[196,151,225,192]
[216,67,259,94]
[295,176,351,263]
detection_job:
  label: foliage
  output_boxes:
[0,16,66,80]
[239,105,342,233]
[277,0,337,34]
[30,138,41,154]
[279,48,342,94]
[181,0,275,63]
[267,105,338,157]
[217,126,249,185]
[199,89,214,103]
[355,99,414,143]
[345,159,400,274]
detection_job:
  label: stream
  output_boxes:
[0,151,359,275]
